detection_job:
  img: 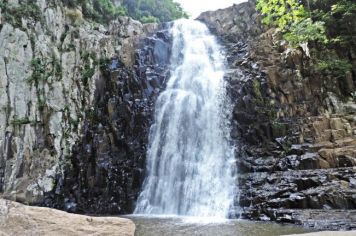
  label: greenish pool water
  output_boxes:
[126,216,313,236]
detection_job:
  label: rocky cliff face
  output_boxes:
[0,0,163,213]
[199,0,356,231]
[47,26,172,214]
[1,0,355,230]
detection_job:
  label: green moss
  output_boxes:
[29,54,63,84]
[28,58,47,84]
[81,0,127,24]
[2,1,43,28]
[99,57,110,74]
[80,52,98,86]
[140,15,159,24]
[266,106,278,121]
[317,59,353,96]
[316,59,352,77]
[51,54,62,79]
[271,122,288,138]
[11,117,31,125]
[65,8,83,23]
[252,79,263,102]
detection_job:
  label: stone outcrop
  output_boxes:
[284,231,356,236]
[199,0,356,231]
[0,0,158,212]
[46,25,172,214]
[0,198,135,236]
[1,0,355,232]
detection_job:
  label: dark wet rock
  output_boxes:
[44,27,172,214]
[199,0,356,231]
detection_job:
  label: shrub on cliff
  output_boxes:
[256,0,356,48]
[62,0,127,24]
[0,0,43,28]
[256,0,355,97]
[121,0,188,23]
[62,0,187,24]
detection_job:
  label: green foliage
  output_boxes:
[317,59,352,78]
[85,0,127,24]
[256,0,306,29]
[64,0,186,24]
[140,15,159,24]
[256,0,356,46]
[65,8,84,23]
[99,57,111,74]
[29,58,47,84]
[121,0,188,23]
[256,0,355,99]
[308,0,356,47]
[80,52,97,86]
[4,0,187,25]
[11,117,31,126]
[1,0,43,28]
[283,18,328,46]
[252,79,263,102]
[28,56,62,84]
[63,0,127,24]
[316,58,353,96]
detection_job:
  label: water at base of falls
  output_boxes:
[134,19,237,218]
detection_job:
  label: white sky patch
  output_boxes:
[174,0,247,18]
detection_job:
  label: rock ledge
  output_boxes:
[0,199,135,236]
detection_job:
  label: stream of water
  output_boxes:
[131,18,314,236]
[134,19,237,218]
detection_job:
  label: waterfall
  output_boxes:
[134,19,237,218]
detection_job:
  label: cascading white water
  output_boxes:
[134,19,237,218]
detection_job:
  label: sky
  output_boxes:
[174,0,247,18]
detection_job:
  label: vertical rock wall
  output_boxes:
[199,0,356,230]
[48,26,172,214]
[0,0,158,211]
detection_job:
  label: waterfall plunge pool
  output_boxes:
[124,215,313,236]
[129,19,313,236]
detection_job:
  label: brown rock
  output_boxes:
[330,118,344,130]
[284,231,356,236]
[0,199,135,236]
[331,129,347,141]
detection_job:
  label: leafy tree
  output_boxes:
[61,0,187,24]
[256,0,328,45]
[256,0,355,96]
[307,0,356,46]
[256,0,356,47]
[140,15,159,23]
[256,0,307,29]
[283,18,328,46]
[121,0,188,23]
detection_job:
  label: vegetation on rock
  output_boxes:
[256,0,355,96]
[256,0,356,47]
[0,0,43,28]
[61,0,187,24]
[121,0,188,23]
[0,0,187,25]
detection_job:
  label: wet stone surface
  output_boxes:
[45,27,173,214]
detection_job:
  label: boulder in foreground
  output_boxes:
[0,199,135,236]
[284,231,356,236]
